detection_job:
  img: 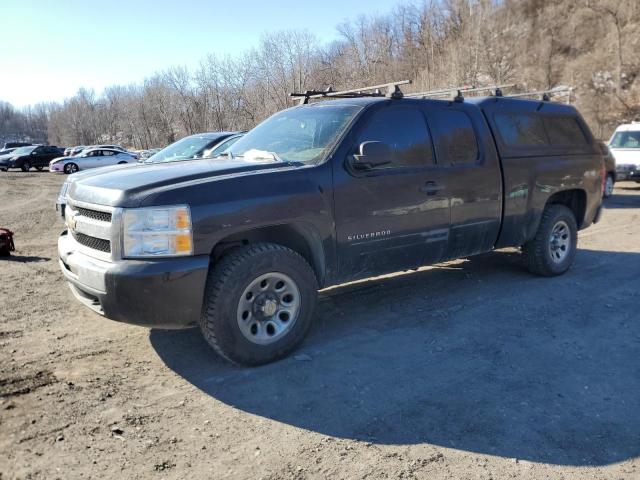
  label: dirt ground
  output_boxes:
[1,171,639,480]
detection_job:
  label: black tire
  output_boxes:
[21,161,31,172]
[200,243,318,366]
[117,161,127,164]
[64,163,78,174]
[603,174,614,198]
[35,166,44,171]
[0,168,6,172]
[522,204,578,276]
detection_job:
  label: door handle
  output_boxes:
[420,181,443,196]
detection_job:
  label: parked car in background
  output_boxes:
[144,132,239,164]
[609,122,640,183]
[138,148,162,160]
[50,147,137,174]
[69,146,87,156]
[2,141,32,150]
[0,145,64,171]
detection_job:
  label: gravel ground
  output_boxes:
[1,171,639,480]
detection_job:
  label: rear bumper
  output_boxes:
[58,231,210,329]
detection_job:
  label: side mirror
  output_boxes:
[351,141,392,170]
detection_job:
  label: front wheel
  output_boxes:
[522,204,578,276]
[200,243,318,366]
[64,163,79,174]
[21,161,31,172]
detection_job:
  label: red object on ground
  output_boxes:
[0,228,15,256]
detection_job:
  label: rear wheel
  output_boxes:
[522,204,578,276]
[35,166,44,171]
[21,161,31,172]
[64,163,79,174]
[200,243,318,366]
[603,174,614,198]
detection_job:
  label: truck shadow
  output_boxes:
[150,248,640,466]
[604,192,640,209]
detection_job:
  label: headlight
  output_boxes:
[123,206,193,258]
[58,181,69,197]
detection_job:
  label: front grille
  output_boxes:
[75,207,112,223]
[72,232,111,253]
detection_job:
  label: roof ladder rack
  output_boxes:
[290,80,412,104]
[405,83,516,99]
[505,87,573,104]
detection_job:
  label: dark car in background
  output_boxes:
[0,145,64,171]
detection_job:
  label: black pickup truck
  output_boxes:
[58,93,604,365]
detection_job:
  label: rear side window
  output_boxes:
[543,117,587,145]
[495,113,547,147]
[357,105,434,169]
[428,109,479,165]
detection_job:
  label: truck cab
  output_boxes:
[58,90,603,365]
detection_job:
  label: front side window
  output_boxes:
[356,105,433,169]
[227,105,362,164]
[495,113,548,147]
[610,131,640,149]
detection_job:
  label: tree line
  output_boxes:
[3,0,639,149]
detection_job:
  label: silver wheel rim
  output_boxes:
[69,164,77,173]
[605,176,613,196]
[236,272,301,345]
[548,220,571,263]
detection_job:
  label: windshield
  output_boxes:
[13,146,36,155]
[227,105,362,164]
[147,135,219,163]
[610,131,640,149]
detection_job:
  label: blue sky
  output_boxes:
[1,0,396,107]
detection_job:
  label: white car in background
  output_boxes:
[49,147,137,174]
[609,122,640,183]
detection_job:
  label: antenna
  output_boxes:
[290,80,411,104]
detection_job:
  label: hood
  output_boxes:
[68,158,295,207]
[609,148,640,166]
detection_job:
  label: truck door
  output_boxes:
[333,102,451,281]
[424,104,502,259]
